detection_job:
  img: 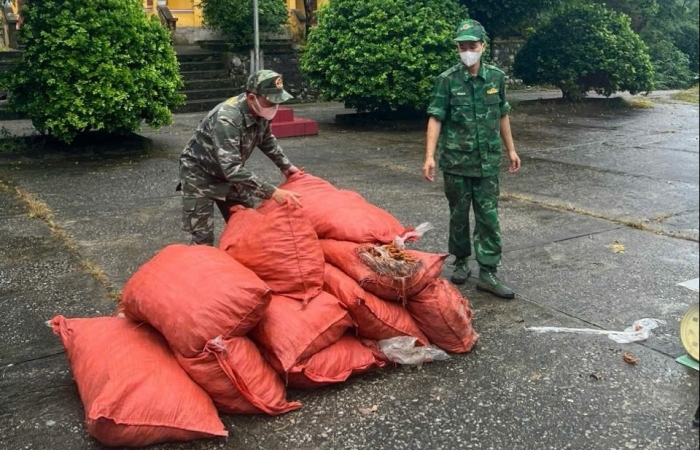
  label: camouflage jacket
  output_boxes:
[427,62,511,178]
[180,94,292,200]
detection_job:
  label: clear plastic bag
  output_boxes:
[378,336,450,367]
[526,318,665,344]
[394,223,434,249]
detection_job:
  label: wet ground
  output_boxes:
[0,90,698,450]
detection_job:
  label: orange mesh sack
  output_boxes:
[321,239,448,302]
[407,278,479,353]
[49,315,228,447]
[250,292,354,373]
[285,334,387,389]
[323,263,429,344]
[219,204,324,303]
[120,244,271,357]
[257,171,407,244]
[175,336,301,416]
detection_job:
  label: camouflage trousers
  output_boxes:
[179,168,256,246]
[443,173,502,271]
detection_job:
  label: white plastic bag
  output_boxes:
[527,318,665,344]
[378,336,450,366]
[394,223,434,249]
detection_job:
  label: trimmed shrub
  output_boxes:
[199,0,289,46]
[1,0,184,144]
[300,0,468,114]
[513,4,654,101]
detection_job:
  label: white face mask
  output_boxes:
[254,97,279,120]
[460,50,483,67]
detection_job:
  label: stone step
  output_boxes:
[179,60,225,72]
[181,70,229,81]
[174,97,228,114]
[174,47,221,63]
[271,118,319,138]
[184,78,238,91]
[0,51,23,62]
[182,88,238,101]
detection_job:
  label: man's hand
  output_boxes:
[423,158,436,182]
[282,165,301,179]
[508,150,521,173]
[271,188,302,207]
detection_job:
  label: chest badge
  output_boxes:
[487,87,498,95]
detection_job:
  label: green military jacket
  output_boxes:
[427,62,511,178]
[180,94,292,200]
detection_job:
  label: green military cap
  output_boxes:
[246,69,294,104]
[455,19,488,42]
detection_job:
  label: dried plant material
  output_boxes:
[610,241,626,254]
[359,405,379,415]
[358,242,423,279]
[623,353,639,365]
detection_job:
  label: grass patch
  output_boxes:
[623,98,654,109]
[5,184,121,300]
[672,85,699,104]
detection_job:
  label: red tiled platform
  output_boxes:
[271,107,319,138]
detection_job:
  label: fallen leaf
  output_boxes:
[610,241,626,254]
[359,405,379,415]
[623,353,639,365]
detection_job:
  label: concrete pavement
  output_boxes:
[0,90,698,450]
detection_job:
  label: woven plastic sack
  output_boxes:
[407,278,479,353]
[219,204,324,303]
[49,315,228,447]
[284,334,387,389]
[323,263,428,344]
[257,171,407,244]
[250,292,353,373]
[176,336,301,416]
[120,244,271,357]
[321,239,448,302]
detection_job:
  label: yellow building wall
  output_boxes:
[143,0,330,31]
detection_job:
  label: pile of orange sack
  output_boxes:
[48,172,479,447]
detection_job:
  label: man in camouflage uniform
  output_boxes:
[423,19,521,299]
[178,70,302,246]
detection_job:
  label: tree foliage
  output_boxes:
[513,4,654,101]
[301,0,467,113]
[199,0,289,46]
[459,0,561,38]
[1,0,184,144]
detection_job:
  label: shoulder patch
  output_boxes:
[439,63,463,79]
[484,64,506,75]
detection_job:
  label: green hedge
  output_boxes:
[301,0,468,114]
[1,0,184,144]
[514,4,654,101]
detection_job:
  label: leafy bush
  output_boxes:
[199,0,289,46]
[1,0,184,144]
[458,0,561,38]
[646,39,695,90]
[300,0,467,114]
[671,23,700,72]
[513,4,654,101]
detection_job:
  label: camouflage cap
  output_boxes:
[246,69,293,104]
[455,19,488,42]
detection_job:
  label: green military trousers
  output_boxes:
[443,173,502,270]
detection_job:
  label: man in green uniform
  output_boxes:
[423,19,521,299]
[179,70,302,246]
